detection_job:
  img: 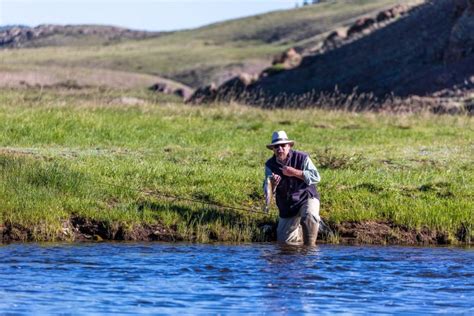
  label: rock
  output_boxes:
[149,82,173,93]
[322,27,349,51]
[237,72,259,86]
[325,27,348,43]
[272,48,302,69]
[347,17,375,37]
[186,72,259,104]
[216,73,258,97]
[176,87,193,100]
[149,82,193,100]
[186,83,218,104]
[389,4,409,17]
[376,10,394,23]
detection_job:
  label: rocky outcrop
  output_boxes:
[322,4,410,52]
[0,24,161,48]
[186,72,259,104]
[376,4,410,22]
[346,17,375,37]
[324,28,348,46]
[190,0,474,111]
[186,83,218,104]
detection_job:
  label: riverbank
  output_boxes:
[1,216,472,246]
[0,88,472,245]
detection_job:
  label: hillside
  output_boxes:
[0,24,162,48]
[0,0,410,88]
[196,0,474,112]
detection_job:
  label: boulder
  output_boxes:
[149,82,193,100]
[237,72,259,86]
[217,73,257,96]
[149,82,173,94]
[186,83,218,104]
[272,48,302,69]
[389,4,409,17]
[173,88,187,99]
[325,27,348,42]
[186,73,259,104]
[347,17,375,37]
[376,10,394,23]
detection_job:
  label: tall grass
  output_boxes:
[0,88,472,243]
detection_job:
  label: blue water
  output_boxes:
[0,243,472,314]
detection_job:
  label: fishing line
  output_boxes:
[91,177,270,216]
[4,150,334,236]
[91,178,334,238]
[0,148,270,216]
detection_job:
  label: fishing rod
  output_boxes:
[94,178,335,238]
[92,178,270,216]
[101,179,335,241]
[0,147,270,216]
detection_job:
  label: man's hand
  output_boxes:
[271,173,281,188]
[281,166,304,179]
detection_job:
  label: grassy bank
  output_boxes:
[0,88,473,244]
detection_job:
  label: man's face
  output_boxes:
[273,143,291,161]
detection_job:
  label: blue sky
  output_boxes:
[0,0,300,31]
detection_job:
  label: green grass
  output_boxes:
[0,87,472,243]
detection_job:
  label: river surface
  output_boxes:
[0,243,472,314]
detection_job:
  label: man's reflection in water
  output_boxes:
[259,244,323,313]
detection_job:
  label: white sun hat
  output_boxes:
[266,130,295,149]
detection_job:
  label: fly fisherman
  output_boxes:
[264,131,321,245]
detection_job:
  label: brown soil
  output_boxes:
[330,220,454,245]
[0,217,470,246]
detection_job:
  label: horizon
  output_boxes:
[0,0,301,32]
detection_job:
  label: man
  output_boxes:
[264,131,321,245]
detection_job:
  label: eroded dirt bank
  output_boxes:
[0,217,471,246]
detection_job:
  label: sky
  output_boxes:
[0,0,300,31]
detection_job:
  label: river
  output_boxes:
[0,243,472,314]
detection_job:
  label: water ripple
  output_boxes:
[0,243,472,314]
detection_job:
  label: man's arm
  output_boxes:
[281,156,320,185]
[302,156,321,185]
[281,165,305,180]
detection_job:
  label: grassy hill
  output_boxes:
[248,0,474,98]
[0,24,162,48]
[0,0,411,88]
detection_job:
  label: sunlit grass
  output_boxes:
[0,88,473,242]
